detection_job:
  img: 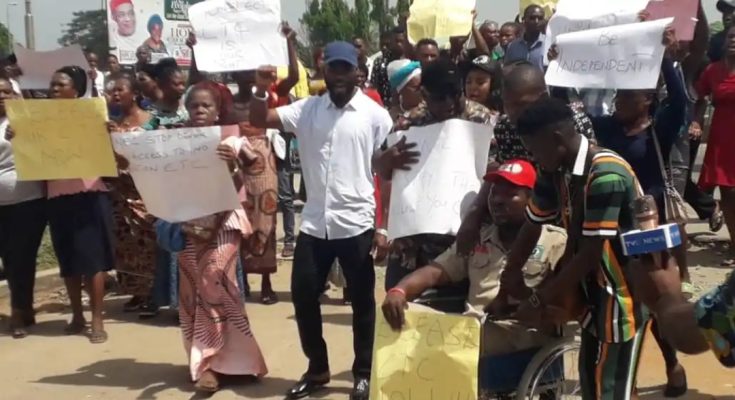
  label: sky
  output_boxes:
[1,0,723,51]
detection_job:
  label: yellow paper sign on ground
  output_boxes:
[407,0,476,47]
[6,98,118,180]
[370,310,481,400]
[520,0,558,16]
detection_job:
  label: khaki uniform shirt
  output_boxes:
[434,224,568,312]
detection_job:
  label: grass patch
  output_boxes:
[37,229,59,271]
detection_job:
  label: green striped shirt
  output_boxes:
[526,147,647,343]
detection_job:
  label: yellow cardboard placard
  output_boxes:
[6,98,118,180]
[520,0,558,16]
[370,310,481,400]
[407,0,476,48]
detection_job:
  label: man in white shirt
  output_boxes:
[249,41,393,400]
[84,51,105,96]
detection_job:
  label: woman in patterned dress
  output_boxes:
[106,73,155,312]
[225,23,299,305]
[177,82,267,392]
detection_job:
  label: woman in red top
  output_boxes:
[694,25,735,264]
[357,63,384,106]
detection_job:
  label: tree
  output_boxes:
[0,23,12,56]
[370,0,392,35]
[301,0,406,58]
[58,10,110,61]
[354,0,371,41]
[396,0,411,15]
[301,0,356,48]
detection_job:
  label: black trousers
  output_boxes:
[0,198,47,311]
[291,229,375,379]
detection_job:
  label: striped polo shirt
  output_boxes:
[526,135,647,343]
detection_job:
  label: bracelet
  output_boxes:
[376,228,388,237]
[529,289,542,309]
[387,287,406,298]
[251,85,270,102]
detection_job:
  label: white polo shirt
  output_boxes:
[277,89,392,240]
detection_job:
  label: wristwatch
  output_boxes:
[376,228,389,237]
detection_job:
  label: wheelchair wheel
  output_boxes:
[514,338,581,399]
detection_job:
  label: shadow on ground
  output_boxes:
[35,358,295,400]
[639,385,735,400]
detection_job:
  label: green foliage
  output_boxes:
[0,23,12,56]
[396,0,411,15]
[354,0,371,41]
[301,0,355,48]
[301,0,408,51]
[58,10,110,60]
[710,21,724,34]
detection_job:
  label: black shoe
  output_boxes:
[350,378,369,400]
[285,374,330,399]
[281,243,295,259]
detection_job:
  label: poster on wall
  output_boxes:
[107,0,205,66]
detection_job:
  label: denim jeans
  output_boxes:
[151,248,178,309]
[277,133,296,244]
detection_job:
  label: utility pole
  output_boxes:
[24,0,33,49]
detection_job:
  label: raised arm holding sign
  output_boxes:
[407,0,477,48]
[6,98,117,180]
[188,0,288,72]
[543,0,650,63]
[545,18,674,90]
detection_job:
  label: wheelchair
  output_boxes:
[414,287,582,400]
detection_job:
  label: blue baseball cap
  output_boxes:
[324,41,358,67]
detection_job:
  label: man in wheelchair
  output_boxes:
[381,159,568,357]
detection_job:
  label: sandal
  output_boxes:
[681,282,695,300]
[260,292,279,305]
[194,371,220,393]
[123,296,145,312]
[138,301,160,320]
[9,316,28,339]
[709,204,724,232]
[89,329,108,344]
[64,319,87,335]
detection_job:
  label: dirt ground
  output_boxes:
[0,217,734,399]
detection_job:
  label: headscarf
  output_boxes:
[189,80,234,122]
[110,0,132,11]
[147,14,163,33]
[55,66,88,98]
[388,60,421,93]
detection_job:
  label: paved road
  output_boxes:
[1,170,734,399]
[1,252,734,400]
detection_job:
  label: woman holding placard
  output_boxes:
[105,73,158,315]
[175,82,267,393]
[40,66,114,344]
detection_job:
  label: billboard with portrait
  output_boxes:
[107,0,204,66]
